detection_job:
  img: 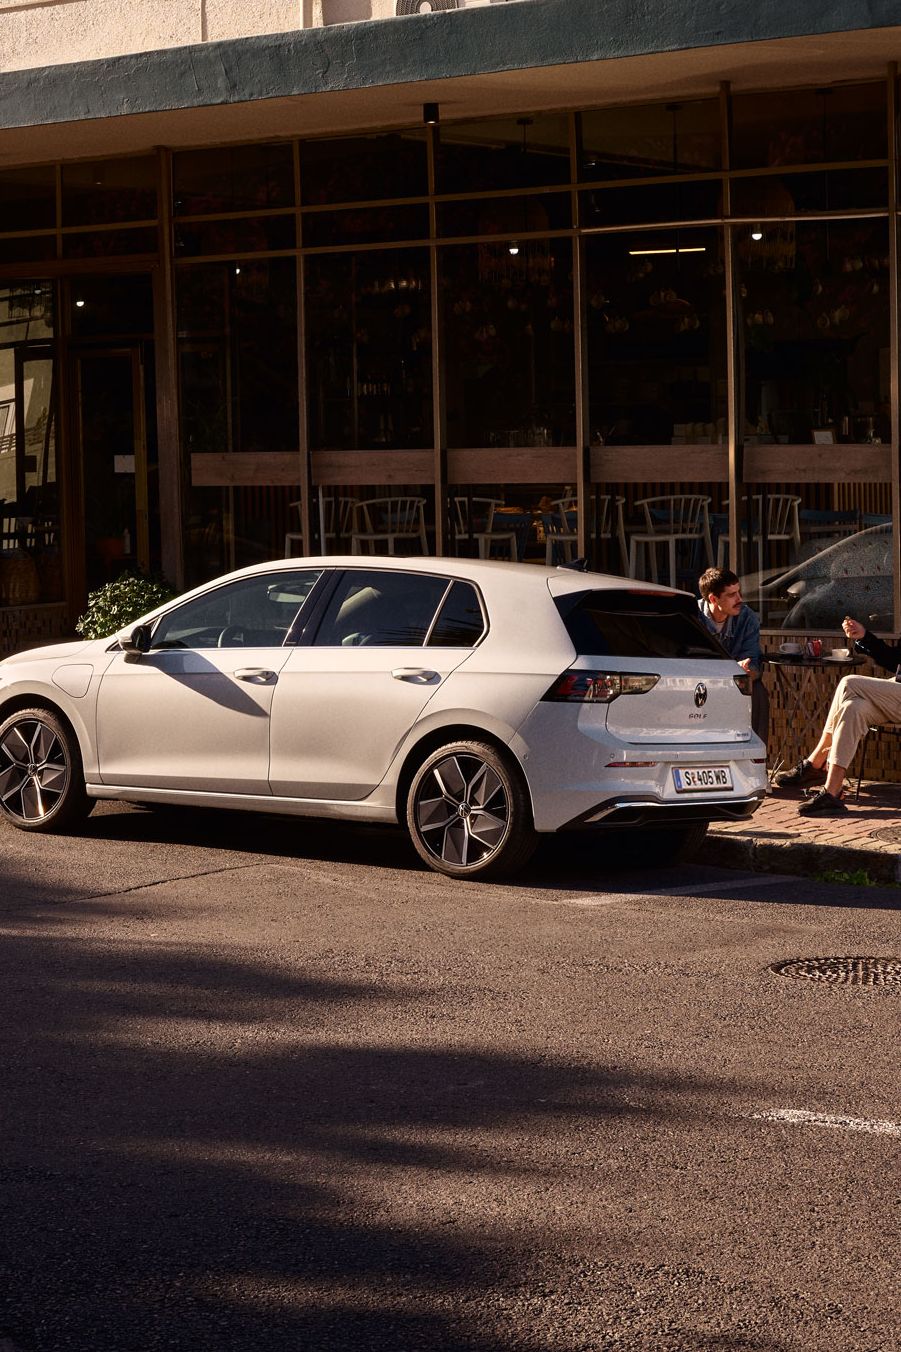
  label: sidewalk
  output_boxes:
[702,781,901,884]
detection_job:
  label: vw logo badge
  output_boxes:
[694,682,708,708]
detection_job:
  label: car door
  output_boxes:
[269,569,484,800]
[95,568,322,793]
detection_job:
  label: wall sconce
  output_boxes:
[751,225,764,241]
[507,241,520,256]
[422,102,439,125]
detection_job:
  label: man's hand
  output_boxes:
[842,616,866,641]
[737,657,754,673]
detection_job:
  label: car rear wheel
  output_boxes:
[406,739,537,880]
[0,707,91,833]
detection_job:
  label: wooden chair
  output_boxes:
[453,497,517,560]
[629,495,713,588]
[351,496,428,555]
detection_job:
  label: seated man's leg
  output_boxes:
[802,674,901,815]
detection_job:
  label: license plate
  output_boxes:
[673,765,733,793]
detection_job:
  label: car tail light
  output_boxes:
[733,674,752,696]
[542,670,659,703]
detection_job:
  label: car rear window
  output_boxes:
[555,589,733,659]
[427,581,485,648]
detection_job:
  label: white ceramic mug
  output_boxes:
[779,642,802,654]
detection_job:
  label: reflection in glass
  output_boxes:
[730,168,888,218]
[586,228,726,446]
[436,114,570,193]
[300,131,428,204]
[742,484,892,631]
[0,296,61,606]
[306,250,432,451]
[731,83,887,170]
[173,144,295,216]
[62,157,157,226]
[438,192,571,238]
[441,238,575,449]
[448,483,573,564]
[302,204,429,248]
[177,259,299,457]
[61,228,158,260]
[738,219,890,445]
[580,179,721,229]
[175,215,296,257]
[0,166,56,232]
[579,99,721,180]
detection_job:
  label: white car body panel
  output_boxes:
[95,645,293,793]
[269,643,474,800]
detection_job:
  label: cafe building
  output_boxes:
[1,0,900,668]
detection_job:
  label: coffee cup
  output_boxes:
[831,647,850,659]
[779,642,802,654]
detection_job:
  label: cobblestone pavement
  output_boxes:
[704,780,901,883]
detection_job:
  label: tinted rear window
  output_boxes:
[428,581,485,648]
[555,590,732,659]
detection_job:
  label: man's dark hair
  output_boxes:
[699,566,739,601]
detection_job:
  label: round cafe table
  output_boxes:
[763,651,865,779]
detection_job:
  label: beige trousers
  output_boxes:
[824,674,901,769]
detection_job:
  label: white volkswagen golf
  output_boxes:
[0,557,766,878]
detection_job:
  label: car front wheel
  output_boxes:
[406,739,537,880]
[0,707,91,832]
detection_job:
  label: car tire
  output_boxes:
[0,706,92,833]
[643,820,709,865]
[406,739,537,880]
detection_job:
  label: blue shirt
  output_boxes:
[697,598,762,674]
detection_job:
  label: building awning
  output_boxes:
[1,0,900,164]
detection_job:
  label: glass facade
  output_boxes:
[0,79,898,636]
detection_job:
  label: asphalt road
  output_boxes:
[0,803,898,1352]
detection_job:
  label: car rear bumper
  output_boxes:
[559,792,765,831]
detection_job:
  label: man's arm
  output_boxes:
[853,629,901,673]
[728,606,762,674]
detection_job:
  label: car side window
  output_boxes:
[427,581,485,647]
[313,570,449,647]
[151,570,322,649]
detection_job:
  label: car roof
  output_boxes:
[250,554,690,600]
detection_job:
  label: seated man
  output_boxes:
[773,616,901,816]
[697,567,769,743]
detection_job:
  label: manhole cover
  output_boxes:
[869,825,901,844]
[770,957,901,987]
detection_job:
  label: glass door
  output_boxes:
[74,347,152,590]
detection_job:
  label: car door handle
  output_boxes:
[235,668,277,683]
[391,668,441,684]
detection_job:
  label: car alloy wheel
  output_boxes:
[406,739,536,879]
[0,707,90,832]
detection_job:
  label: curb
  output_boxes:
[701,829,901,885]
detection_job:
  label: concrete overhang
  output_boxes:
[1,0,900,166]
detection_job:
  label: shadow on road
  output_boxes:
[0,856,797,1352]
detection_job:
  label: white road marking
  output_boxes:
[646,874,795,895]
[537,896,619,907]
[750,1108,901,1138]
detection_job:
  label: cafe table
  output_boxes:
[762,651,865,779]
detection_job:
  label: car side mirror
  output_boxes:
[120,623,152,659]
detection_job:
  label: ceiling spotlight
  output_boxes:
[508,241,520,256]
[751,226,764,241]
[422,102,439,126]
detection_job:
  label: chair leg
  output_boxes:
[854,729,872,802]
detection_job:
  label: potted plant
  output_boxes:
[75,571,175,640]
